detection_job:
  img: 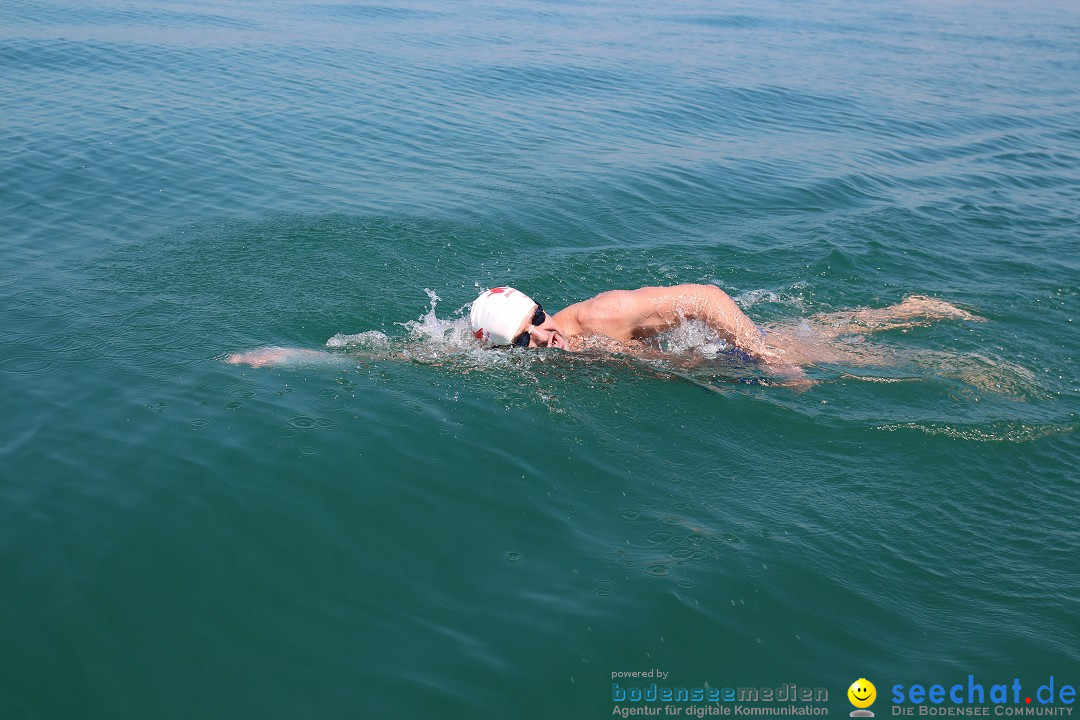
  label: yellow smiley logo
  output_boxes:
[848,678,877,709]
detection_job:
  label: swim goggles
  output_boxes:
[511,305,547,347]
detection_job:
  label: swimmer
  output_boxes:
[227,284,981,386]
[467,284,980,384]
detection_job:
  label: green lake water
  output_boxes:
[1,0,1078,717]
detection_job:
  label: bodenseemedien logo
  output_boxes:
[849,678,877,717]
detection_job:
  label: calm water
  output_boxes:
[2,0,1078,717]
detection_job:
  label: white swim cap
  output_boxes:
[470,287,537,345]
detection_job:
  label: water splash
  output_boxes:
[732,284,810,313]
[652,319,734,356]
[329,290,468,351]
[327,289,521,370]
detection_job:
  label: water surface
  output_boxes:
[1,0,1078,717]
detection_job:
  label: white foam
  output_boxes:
[326,330,390,349]
[397,288,476,350]
[732,285,809,312]
[653,319,732,355]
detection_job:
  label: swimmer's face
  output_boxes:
[514,304,568,350]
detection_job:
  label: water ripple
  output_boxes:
[876,420,1075,443]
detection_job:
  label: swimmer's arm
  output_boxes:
[577,285,766,354]
[676,284,772,357]
[672,285,809,382]
[225,347,347,368]
[574,284,807,380]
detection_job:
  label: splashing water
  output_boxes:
[327,289,522,370]
[732,284,810,314]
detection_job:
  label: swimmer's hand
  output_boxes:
[759,352,815,391]
[225,347,344,368]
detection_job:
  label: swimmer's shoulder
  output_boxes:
[555,291,635,340]
[552,304,584,337]
[561,289,647,318]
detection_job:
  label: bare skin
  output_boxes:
[549,285,768,352]
[225,347,335,368]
